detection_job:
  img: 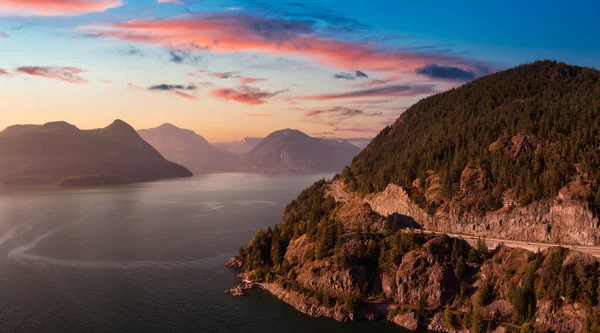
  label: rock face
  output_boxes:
[0,120,192,186]
[361,180,599,245]
[239,129,361,173]
[138,123,235,173]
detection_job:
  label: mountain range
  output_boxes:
[138,123,236,174]
[138,125,362,174]
[0,120,192,186]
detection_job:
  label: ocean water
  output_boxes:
[0,173,406,333]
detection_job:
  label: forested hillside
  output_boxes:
[342,61,600,213]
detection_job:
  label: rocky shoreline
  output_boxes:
[226,235,600,333]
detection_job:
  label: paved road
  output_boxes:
[431,231,600,258]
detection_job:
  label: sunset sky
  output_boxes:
[1,0,599,142]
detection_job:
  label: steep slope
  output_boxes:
[138,123,235,173]
[340,60,600,245]
[229,61,600,332]
[239,129,361,173]
[0,120,192,186]
[214,137,263,155]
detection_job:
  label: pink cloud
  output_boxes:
[15,66,89,83]
[157,0,183,4]
[83,13,491,73]
[238,77,266,84]
[173,91,196,100]
[0,68,10,76]
[0,0,122,16]
[211,86,287,105]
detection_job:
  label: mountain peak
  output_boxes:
[103,119,137,135]
[41,121,79,131]
[157,123,181,130]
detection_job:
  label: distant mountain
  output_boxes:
[0,120,192,186]
[213,137,263,154]
[239,129,361,173]
[137,123,235,173]
[320,137,372,149]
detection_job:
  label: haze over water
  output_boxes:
[0,173,404,333]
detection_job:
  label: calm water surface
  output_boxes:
[0,173,406,333]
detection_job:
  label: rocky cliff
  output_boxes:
[229,61,600,332]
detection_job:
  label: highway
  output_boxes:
[425,230,600,258]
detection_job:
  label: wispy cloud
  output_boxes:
[0,68,10,76]
[292,84,437,101]
[15,66,88,83]
[306,106,364,117]
[83,13,491,74]
[0,32,9,39]
[211,86,287,105]
[333,70,368,80]
[148,83,198,100]
[148,84,197,91]
[188,69,265,84]
[416,64,477,81]
[0,0,122,16]
[167,49,203,65]
[118,46,144,57]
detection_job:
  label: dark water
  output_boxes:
[0,173,406,333]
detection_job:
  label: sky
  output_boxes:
[0,0,599,142]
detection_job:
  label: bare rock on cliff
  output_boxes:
[394,235,459,308]
[284,234,315,266]
[295,259,365,298]
[335,199,384,231]
[390,311,419,330]
[535,301,586,333]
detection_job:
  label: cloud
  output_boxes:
[333,70,369,80]
[331,125,382,133]
[416,64,477,81]
[210,71,239,79]
[189,70,265,84]
[196,81,214,88]
[15,66,88,83]
[173,91,196,100]
[0,68,10,76]
[238,76,266,84]
[355,70,368,79]
[211,86,287,105]
[148,83,197,100]
[0,32,9,39]
[148,84,197,91]
[0,0,122,16]
[118,46,144,57]
[333,72,355,80]
[167,49,202,65]
[306,106,364,117]
[158,0,183,4]
[293,84,437,101]
[83,13,491,73]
